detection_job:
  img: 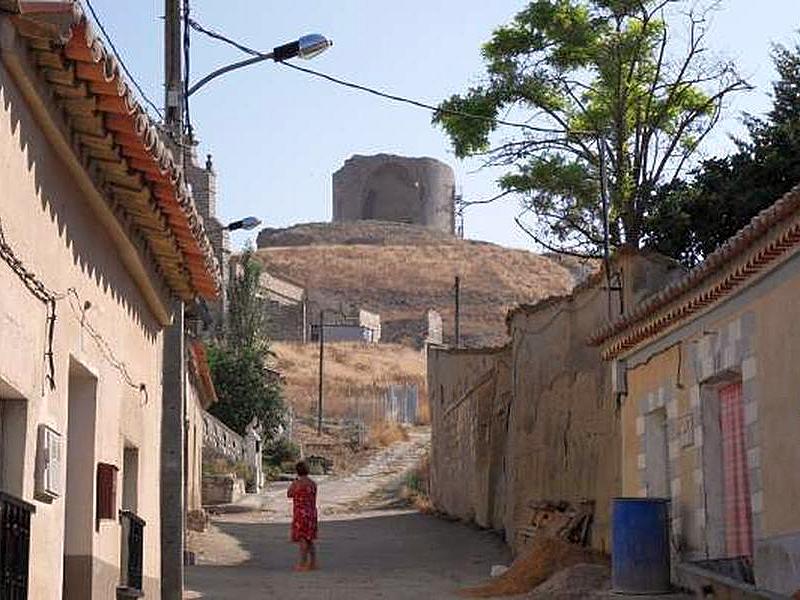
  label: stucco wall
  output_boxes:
[621,248,800,595]
[429,254,682,554]
[186,379,205,514]
[0,57,166,598]
[429,347,510,530]
[505,285,617,552]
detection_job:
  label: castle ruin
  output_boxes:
[332,154,455,234]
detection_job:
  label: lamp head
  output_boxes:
[298,34,333,60]
[225,217,262,232]
[273,34,333,62]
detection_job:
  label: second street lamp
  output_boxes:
[224,217,262,232]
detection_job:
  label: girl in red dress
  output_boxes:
[287,460,318,571]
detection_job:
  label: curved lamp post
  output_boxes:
[188,34,333,98]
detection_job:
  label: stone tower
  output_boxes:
[332,154,455,234]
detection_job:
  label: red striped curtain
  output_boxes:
[719,382,753,558]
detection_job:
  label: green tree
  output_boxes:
[208,251,284,436]
[435,0,749,256]
[646,41,800,265]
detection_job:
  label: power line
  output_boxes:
[188,18,261,59]
[279,62,563,134]
[0,216,149,399]
[84,0,164,121]
[0,216,57,390]
[183,0,194,141]
[187,18,564,135]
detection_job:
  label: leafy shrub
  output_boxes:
[263,437,300,467]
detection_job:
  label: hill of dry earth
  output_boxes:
[257,221,579,346]
[273,341,427,421]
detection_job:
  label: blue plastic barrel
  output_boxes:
[612,497,671,594]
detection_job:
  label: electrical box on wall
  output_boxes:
[35,424,63,501]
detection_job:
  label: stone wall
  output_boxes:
[202,411,245,464]
[258,271,307,342]
[201,475,245,505]
[186,152,230,323]
[426,309,443,346]
[429,253,683,553]
[265,300,307,342]
[333,154,455,234]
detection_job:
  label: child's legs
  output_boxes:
[307,541,316,565]
[298,540,309,564]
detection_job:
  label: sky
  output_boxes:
[89,1,800,251]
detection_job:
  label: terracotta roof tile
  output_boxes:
[6,1,221,300]
[589,184,800,357]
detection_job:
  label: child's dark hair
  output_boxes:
[295,460,309,477]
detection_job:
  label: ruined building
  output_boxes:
[258,271,309,342]
[333,154,456,234]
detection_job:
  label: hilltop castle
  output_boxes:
[332,154,456,235]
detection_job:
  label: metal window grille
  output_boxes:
[119,510,145,593]
[0,492,36,600]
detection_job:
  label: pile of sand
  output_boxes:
[459,538,608,597]
[527,563,610,599]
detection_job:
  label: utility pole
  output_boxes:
[454,276,461,348]
[161,3,185,599]
[317,310,324,435]
[598,136,613,319]
[164,0,183,136]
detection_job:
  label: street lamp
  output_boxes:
[187,34,333,98]
[223,216,262,232]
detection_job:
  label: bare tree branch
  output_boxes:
[515,216,602,259]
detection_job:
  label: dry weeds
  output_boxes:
[273,341,428,419]
[257,233,576,346]
[369,422,410,447]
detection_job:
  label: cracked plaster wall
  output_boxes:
[429,254,681,553]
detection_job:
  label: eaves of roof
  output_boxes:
[589,184,800,359]
[3,0,220,300]
[188,339,217,409]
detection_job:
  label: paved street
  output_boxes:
[186,431,512,599]
[186,511,510,599]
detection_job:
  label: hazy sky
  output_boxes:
[90,1,800,250]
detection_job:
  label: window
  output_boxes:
[121,447,138,513]
[96,463,118,521]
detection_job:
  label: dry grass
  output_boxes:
[257,228,576,346]
[399,453,433,513]
[369,422,410,447]
[273,341,428,419]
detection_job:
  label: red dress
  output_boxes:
[288,478,318,543]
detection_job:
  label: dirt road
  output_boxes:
[185,430,511,599]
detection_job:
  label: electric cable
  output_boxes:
[186,18,566,135]
[0,217,148,400]
[84,0,165,121]
[183,0,194,142]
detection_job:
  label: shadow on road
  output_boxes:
[186,511,510,600]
